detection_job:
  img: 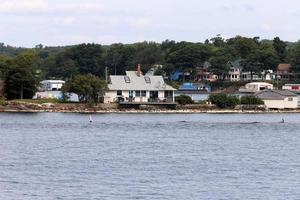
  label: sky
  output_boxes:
[0,0,299,47]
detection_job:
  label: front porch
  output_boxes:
[119,101,177,109]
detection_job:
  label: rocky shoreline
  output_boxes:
[1,101,300,114]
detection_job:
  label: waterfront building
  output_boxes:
[255,90,298,109]
[104,65,176,103]
[40,80,65,91]
[227,66,241,82]
[195,67,218,82]
[282,84,300,93]
[239,82,273,93]
[276,63,293,81]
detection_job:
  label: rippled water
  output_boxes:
[1,113,300,200]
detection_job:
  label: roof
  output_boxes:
[179,82,210,90]
[41,80,65,83]
[277,64,291,71]
[247,82,273,86]
[255,89,297,100]
[108,71,176,91]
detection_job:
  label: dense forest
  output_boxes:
[0,35,300,99]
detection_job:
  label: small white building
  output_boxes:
[104,66,176,103]
[282,84,300,93]
[239,82,273,93]
[255,90,298,109]
[40,80,65,91]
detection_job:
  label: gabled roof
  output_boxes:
[255,89,297,100]
[108,71,176,91]
[277,63,291,71]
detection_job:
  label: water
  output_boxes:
[1,113,300,200]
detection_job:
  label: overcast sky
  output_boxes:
[0,0,299,47]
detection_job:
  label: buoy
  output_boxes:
[89,115,93,123]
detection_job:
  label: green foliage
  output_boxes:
[166,43,213,68]
[168,81,180,90]
[240,95,264,105]
[63,74,107,104]
[288,41,300,73]
[1,36,300,90]
[4,50,40,100]
[175,95,193,105]
[273,37,287,62]
[208,93,240,109]
[0,97,6,106]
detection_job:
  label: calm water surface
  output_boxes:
[1,113,300,200]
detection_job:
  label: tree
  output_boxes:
[129,42,164,71]
[209,46,235,79]
[48,43,106,79]
[288,41,300,80]
[208,94,240,109]
[0,55,11,79]
[106,43,127,75]
[63,74,107,104]
[4,50,40,99]
[273,37,287,62]
[227,36,259,59]
[210,34,225,47]
[241,95,264,105]
[166,43,213,68]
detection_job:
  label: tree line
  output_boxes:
[1,35,300,100]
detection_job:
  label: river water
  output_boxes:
[1,113,300,200]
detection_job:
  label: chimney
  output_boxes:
[136,64,142,77]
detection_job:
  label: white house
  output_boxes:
[255,90,298,109]
[104,66,176,103]
[227,67,241,82]
[40,80,65,91]
[239,82,273,93]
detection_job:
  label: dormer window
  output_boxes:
[144,76,151,84]
[124,76,130,83]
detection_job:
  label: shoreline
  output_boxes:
[1,101,300,114]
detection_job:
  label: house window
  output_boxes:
[144,76,151,83]
[117,90,122,96]
[124,76,130,83]
[164,91,173,98]
[135,91,141,97]
[129,90,134,97]
[141,91,146,97]
[288,97,293,101]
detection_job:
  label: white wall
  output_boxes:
[104,90,173,103]
[263,97,298,109]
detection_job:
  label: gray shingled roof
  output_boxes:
[255,89,297,100]
[108,71,176,91]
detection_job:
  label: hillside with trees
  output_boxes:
[1,35,300,99]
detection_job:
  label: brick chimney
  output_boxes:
[136,64,142,77]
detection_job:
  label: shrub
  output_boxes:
[208,93,240,109]
[175,95,193,105]
[241,95,264,105]
[0,97,7,106]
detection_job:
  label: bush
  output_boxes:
[0,97,7,106]
[241,95,264,105]
[175,95,193,105]
[208,93,239,109]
